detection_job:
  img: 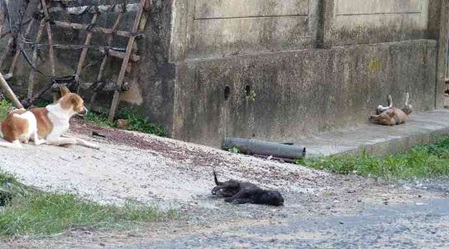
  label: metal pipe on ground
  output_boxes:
[223,138,306,160]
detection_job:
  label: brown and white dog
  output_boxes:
[0,86,99,149]
[369,93,413,126]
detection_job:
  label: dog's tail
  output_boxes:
[213,169,221,186]
[0,138,22,149]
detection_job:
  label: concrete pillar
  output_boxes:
[435,0,449,109]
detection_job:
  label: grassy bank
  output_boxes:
[297,137,449,180]
[0,172,178,236]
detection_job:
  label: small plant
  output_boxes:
[246,90,257,101]
[0,99,12,120]
[228,146,241,154]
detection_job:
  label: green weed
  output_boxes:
[0,99,12,120]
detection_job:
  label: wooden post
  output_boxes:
[75,12,99,92]
[0,37,13,71]
[0,73,23,109]
[108,0,148,121]
[41,0,56,77]
[8,18,35,77]
[90,12,123,106]
[27,20,46,99]
[0,10,4,37]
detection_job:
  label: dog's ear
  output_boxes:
[59,85,71,96]
[70,95,81,106]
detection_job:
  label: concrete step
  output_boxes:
[297,109,449,157]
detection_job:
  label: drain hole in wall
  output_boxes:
[224,86,231,100]
[245,85,251,97]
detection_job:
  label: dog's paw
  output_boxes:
[86,142,100,150]
[224,197,233,203]
[34,139,45,146]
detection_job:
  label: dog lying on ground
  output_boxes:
[369,93,413,126]
[211,170,284,206]
[0,86,99,149]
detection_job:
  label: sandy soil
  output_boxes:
[0,118,448,248]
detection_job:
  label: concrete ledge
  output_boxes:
[299,110,449,157]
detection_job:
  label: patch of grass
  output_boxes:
[116,109,168,137]
[0,99,12,120]
[0,171,178,236]
[296,137,449,180]
[84,111,114,127]
[85,109,168,137]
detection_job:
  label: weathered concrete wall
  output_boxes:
[134,0,176,131]
[140,0,445,146]
[2,0,446,148]
[170,0,319,60]
[323,0,430,46]
[172,40,437,146]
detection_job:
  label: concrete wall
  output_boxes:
[170,0,319,60]
[324,0,430,46]
[173,40,437,147]
[147,0,446,146]
[141,0,441,146]
[3,0,447,147]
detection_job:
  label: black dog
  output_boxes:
[211,170,284,206]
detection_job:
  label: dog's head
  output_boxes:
[57,86,88,117]
[260,190,284,206]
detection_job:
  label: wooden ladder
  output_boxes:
[1,0,149,120]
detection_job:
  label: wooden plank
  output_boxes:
[16,43,139,61]
[0,10,4,36]
[90,12,124,106]
[0,37,13,71]
[98,48,140,62]
[8,18,35,77]
[75,12,98,92]
[27,20,46,99]
[48,3,140,15]
[108,0,147,121]
[53,20,135,38]
[41,0,56,77]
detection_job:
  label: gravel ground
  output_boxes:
[0,118,448,248]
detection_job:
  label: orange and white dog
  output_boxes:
[369,93,413,126]
[0,86,99,149]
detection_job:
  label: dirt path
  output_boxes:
[1,119,448,248]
